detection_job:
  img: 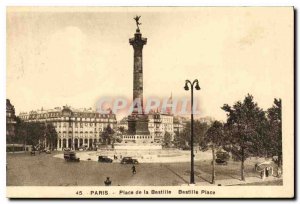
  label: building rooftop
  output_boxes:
[18,105,116,119]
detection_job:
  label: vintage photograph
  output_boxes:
[6,7,294,198]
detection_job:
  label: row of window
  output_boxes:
[123,135,153,139]
[57,127,107,131]
[58,131,103,134]
[53,122,112,128]
[22,113,115,120]
[58,134,99,138]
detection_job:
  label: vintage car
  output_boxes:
[98,156,113,163]
[120,157,139,164]
[215,151,230,165]
[64,151,80,162]
[215,158,228,165]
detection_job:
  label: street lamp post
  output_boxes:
[184,79,201,184]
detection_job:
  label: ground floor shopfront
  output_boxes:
[57,137,101,150]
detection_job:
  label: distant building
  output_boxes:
[117,117,128,131]
[120,111,174,144]
[198,116,214,125]
[173,116,186,135]
[148,112,174,143]
[6,99,16,143]
[19,106,117,150]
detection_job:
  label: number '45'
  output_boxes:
[76,191,83,195]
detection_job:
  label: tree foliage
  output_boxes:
[266,98,282,167]
[15,119,58,150]
[221,94,267,180]
[44,123,58,150]
[176,120,209,149]
[199,121,224,151]
[163,131,172,147]
[199,120,224,184]
[118,126,126,134]
[101,125,115,145]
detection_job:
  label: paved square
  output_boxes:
[7,152,282,186]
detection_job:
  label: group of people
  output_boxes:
[260,167,273,180]
[113,154,123,160]
[104,164,137,186]
[255,163,282,180]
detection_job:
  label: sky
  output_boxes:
[6,7,293,121]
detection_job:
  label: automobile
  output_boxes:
[78,145,88,151]
[215,158,228,165]
[120,157,139,164]
[215,150,230,165]
[45,150,51,154]
[64,151,80,162]
[98,156,113,163]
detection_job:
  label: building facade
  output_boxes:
[121,111,174,144]
[117,117,128,131]
[173,116,185,136]
[148,112,174,143]
[6,99,17,143]
[19,106,117,150]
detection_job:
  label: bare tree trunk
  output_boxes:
[212,147,216,184]
[241,148,245,181]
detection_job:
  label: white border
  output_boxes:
[1,1,299,204]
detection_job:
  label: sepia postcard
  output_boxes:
[6,6,294,198]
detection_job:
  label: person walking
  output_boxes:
[254,163,258,172]
[131,165,136,175]
[277,167,282,178]
[261,169,266,180]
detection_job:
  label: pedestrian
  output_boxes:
[277,167,282,178]
[254,163,258,172]
[104,177,112,186]
[132,165,136,175]
[269,166,273,176]
[261,170,265,180]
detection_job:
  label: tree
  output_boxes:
[163,131,172,147]
[266,98,282,167]
[118,126,126,134]
[114,132,123,143]
[45,123,58,150]
[199,121,224,184]
[222,94,267,181]
[177,127,190,148]
[14,117,26,144]
[101,125,115,145]
[196,122,210,145]
[15,120,59,150]
[21,122,45,149]
[172,131,181,148]
[177,120,210,149]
